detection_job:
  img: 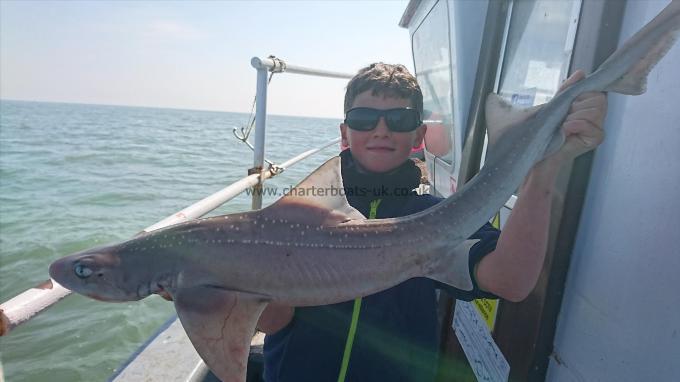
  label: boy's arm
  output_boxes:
[475,71,607,302]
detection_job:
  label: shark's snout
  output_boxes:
[48,256,89,288]
[48,247,145,302]
[48,258,69,283]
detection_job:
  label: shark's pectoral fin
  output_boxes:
[485,93,543,147]
[173,286,269,382]
[427,239,480,291]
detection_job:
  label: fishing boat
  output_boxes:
[2,0,678,381]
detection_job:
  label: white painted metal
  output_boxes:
[251,67,269,210]
[278,137,340,170]
[253,67,269,171]
[250,57,353,79]
[547,1,680,380]
[144,174,263,232]
[0,280,70,336]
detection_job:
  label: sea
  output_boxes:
[0,100,342,382]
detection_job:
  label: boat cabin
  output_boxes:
[401,0,680,380]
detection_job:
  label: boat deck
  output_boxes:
[111,317,265,382]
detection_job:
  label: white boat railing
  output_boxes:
[0,56,352,336]
[143,137,340,233]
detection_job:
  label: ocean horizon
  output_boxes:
[0,98,342,120]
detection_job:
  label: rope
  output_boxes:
[232,55,287,175]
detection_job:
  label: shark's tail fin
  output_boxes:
[425,239,480,292]
[601,0,680,95]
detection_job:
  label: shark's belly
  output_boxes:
[199,241,429,307]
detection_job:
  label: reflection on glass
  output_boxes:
[499,0,580,106]
[413,0,454,163]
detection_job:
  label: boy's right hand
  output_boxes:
[257,303,294,334]
[547,70,607,164]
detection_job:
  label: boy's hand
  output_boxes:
[546,70,608,164]
[257,303,294,334]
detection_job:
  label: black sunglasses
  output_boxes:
[344,107,422,133]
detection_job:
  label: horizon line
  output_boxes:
[0,98,343,120]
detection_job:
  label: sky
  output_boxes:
[0,0,414,118]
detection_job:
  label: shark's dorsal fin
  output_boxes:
[266,156,366,225]
[485,94,543,147]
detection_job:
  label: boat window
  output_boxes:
[412,0,454,164]
[481,0,581,170]
[497,0,581,105]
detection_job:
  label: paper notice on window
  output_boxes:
[453,300,510,382]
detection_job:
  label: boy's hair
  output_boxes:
[344,63,423,115]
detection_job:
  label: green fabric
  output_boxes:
[337,297,363,382]
[368,199,382,219]
[337,198,381,382]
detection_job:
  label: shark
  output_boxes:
[49,1,680,381]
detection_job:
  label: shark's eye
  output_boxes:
[74,264,93,279]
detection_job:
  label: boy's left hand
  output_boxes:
[548,70,608,164]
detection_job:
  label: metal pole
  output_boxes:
[251,67,269,210]
[0,280,70,336]
[146,137,340,232]
[251,57,353,79]
[143,173,263,232]
[278,137,340,169]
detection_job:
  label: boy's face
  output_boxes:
[340,90,426,173]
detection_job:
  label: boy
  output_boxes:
[259,63,606,381]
